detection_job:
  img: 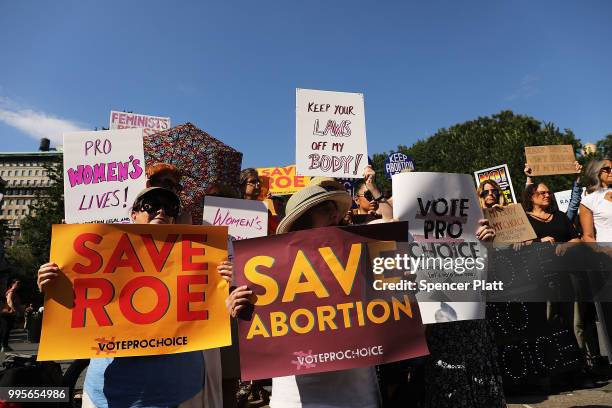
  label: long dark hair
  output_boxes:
[521,183,557,214]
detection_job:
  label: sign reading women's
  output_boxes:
[63,129,147,224]
[109,110,171,137]
[474,164,517,204]
[256,165,311,195]
[296,89,368,178]
[392,172,487,323]
[38,224,231,360]
[233,223,429,380]
[203,196,268,241]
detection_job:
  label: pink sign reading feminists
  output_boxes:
[63,129,147,224]
[109,111,171,137]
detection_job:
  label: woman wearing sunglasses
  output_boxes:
[37,187,232,408]
[476,180,508,209]
[352,166,393,223]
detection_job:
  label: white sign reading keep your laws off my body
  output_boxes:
[296,88,368,179]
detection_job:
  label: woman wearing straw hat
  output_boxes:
[227,184,498,407]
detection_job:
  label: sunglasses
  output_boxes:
[600,166,611,174]
[357,191,375,201]
[479,189,500,198]
[246,178,261,187]
[136,198,180,218]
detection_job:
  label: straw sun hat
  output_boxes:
[276,185,352,234]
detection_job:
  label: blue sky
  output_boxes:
[0,1,610,167]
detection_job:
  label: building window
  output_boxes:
[7,171,11,176]
[7,210,12,215]
[34,170,39,176]
[28,170,32,176]
[33,180,37,186]
[26,180,30,186]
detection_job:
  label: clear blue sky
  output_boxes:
[1,1,610,167]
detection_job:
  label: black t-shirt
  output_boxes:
[527,210,579,242]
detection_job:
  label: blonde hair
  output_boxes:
[476,179,508,209]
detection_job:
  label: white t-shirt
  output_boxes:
[270,367,380,408]
[581,188,612,242]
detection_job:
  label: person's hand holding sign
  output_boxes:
[37,262,60,293]
[225,286,254,318]
[476,219,495,242]
[524,163,534,185]
[217,261,233,283]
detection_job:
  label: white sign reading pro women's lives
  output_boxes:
[202,196,268,241]
[296,88,368,178]
[63,129,147,224]
[391,172,488,324]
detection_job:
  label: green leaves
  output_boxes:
[372,110,583,199]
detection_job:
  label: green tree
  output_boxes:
[7,157,64,277]
[372,110,582,199]
[596,134,612,158]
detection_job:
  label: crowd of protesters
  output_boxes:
[28,154,612,407]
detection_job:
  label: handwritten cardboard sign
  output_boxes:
[256,165,311,195]
[474,164,517,204]
[392,172,487,323]
[202,196,269,241]
[296,89,368,178]
[63,129,147,224]
[234,223,428,380]
[38,224,231,360]
[483,204,537,243]
[109,111,171,137]
[524,145,578,176]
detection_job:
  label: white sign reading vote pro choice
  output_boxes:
[296,88,368,178]
[63,129,147,224]
[391,172,487,323]
[202,196,269,241]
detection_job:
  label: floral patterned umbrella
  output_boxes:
[143,122,243,224]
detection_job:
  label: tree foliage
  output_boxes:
[7,157,64,277]
[372,110,583,199]
[596,134,612,158]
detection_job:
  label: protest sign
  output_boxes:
[296,88,368,178]
[234,223,429,380]
[525,145,578,176]
[474,164,517,204]
[483,204,537,243]
[203,196,268,241]
[554,188,586,213]
[38,224,230,360]
[109,111,171,137]
[555,190,572,213]
[392,172,487,323]
[257,165,311,195]
[488,302,582,383]
[63,129,147,224]
[385,152,415,178]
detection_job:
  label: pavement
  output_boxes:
[2,329,611,407]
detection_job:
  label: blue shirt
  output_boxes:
[84,351,204,408]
